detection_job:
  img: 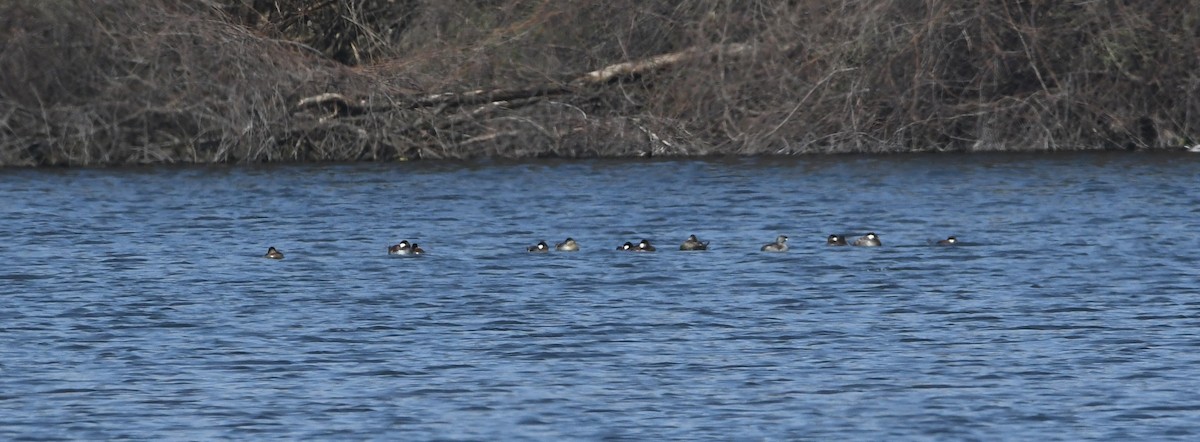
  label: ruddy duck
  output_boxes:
[264,247,284,259]
[388,240,411,255]
[827,234,848,246]
[634,239,656,252]
[555,237,579,251]
[936,236,958,246]
[617,241,635,251]
[528,241,550,252]
[853,232,882,247]
[410,243,425,255]
[680,234,709,251]
[761,235,788,252]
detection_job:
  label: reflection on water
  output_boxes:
[1,152,1199,439]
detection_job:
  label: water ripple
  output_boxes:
[1,153,1200,439]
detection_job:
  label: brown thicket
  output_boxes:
[1,0,1197,166]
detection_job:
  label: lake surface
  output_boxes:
[2,152,1199,440]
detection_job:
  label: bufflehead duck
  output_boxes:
[388,240,411,255]
[264,247,284,259]
[555,237,579,251]
[634,239,656,252]
[827,234,848,246]
[410,243,425,255]
[680,234,709,251]
[936,236,958,246]
[853,232,882,247]
[617,241,635,251]
[761,235,789,252]
[528,241,550,252]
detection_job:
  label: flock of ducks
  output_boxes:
[261,233,960,259]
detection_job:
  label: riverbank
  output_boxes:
[2,1,1197,166]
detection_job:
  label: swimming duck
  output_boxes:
[410,243,425,255]
[264,247,284,259]
[853,232,882,247]
[761,235,789,252]
[528,241,550,252]
[388,240,411,255]
[936,236,958,246]
[617,241,635,251]
[827,234,848,246]
[680,234,709,251]
[555,237,579,251]
[634,239,656,252]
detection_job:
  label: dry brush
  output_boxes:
[1,0,1197,166]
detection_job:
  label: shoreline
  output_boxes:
[2,148,1194,171]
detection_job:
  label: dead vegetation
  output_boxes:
[1,0,1197,166]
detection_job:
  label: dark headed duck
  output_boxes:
[680,234,709,251]
[635,239,656,252]
[827,234,848,246]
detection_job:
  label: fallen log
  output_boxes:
[572,42,752,86]
[295,42,754,116]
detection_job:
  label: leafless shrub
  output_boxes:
[2,0,1197,166]
[0,0,357,165]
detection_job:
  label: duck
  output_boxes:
[680,234,709,251]
[634,239,656,252]
[826,234,848,246]
[555,237,580,251]
[761,235,789,252]
[264,247,284,259]
[853,232,882,247]
[617,241,635,251]
[936,236,958,246]
[528,241,550,252]
[410,243,426,255]
[388,240,411,255]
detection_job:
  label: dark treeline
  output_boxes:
[1,0,1197,166]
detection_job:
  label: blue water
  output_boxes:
[2,152,1199,440]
